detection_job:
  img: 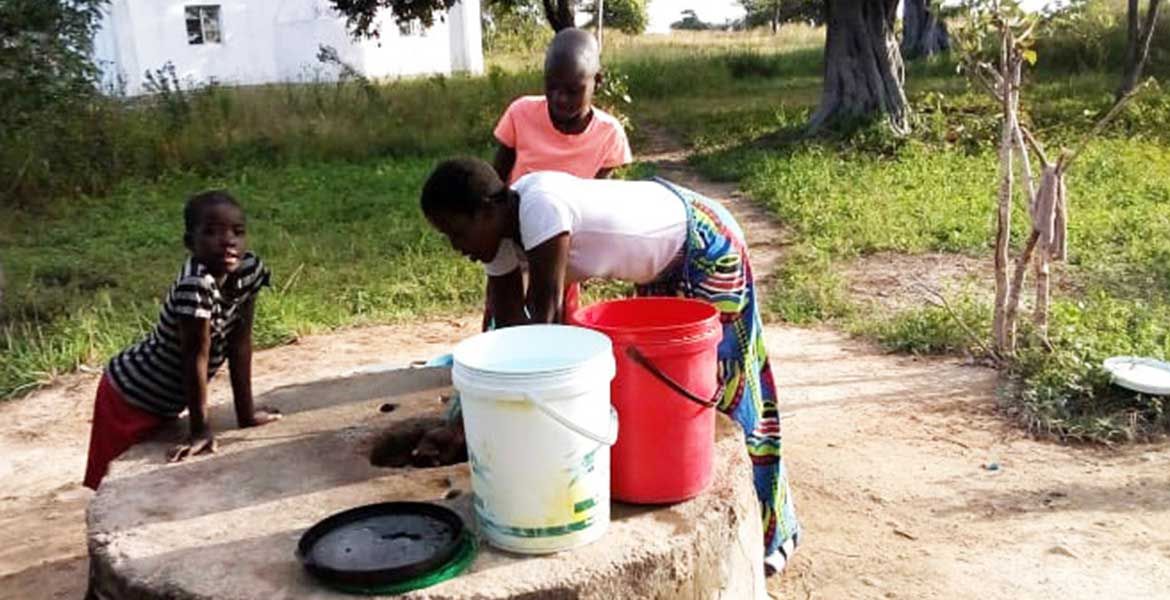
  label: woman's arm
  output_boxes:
[414,234,569,465]
[525,233,571,324]
[493,144,517,183]
[487,268,526,328]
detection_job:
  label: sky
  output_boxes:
[644,0,1067,35]
[646,0,744,34]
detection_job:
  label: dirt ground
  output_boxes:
[841,252,992,314]
[2,131,1169,599]
[4,320,1169,600]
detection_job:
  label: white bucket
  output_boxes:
[453,325,618,554]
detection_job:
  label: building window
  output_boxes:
[186,5,222,45]
[399,19,424,37]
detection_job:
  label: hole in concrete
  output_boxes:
[379,403,398,413]
[369,416,467,469]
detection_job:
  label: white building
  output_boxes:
[94,0,484,95]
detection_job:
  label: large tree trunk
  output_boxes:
[1118,0,1164,99]
[901,0,950,60]
[809,0,910,135]
[542,0,576,31]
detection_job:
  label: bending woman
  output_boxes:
[420,158,800,572]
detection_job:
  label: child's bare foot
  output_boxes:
[168,430,216,462]
[242,407,282,428]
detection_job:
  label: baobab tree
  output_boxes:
[902,0,950,60]
[809,0,909,134]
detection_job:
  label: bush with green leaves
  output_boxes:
[737,0,823,29]
[482,0,551,53]
[596,67,635,132]
[1036,0,1170,76]
[0,0,106,126]
[1,0,107,205]
[1010,296,1170,443]
[671,9,714,31]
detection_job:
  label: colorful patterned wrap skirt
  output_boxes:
[637,178,800,555]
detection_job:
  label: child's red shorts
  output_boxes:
[83,374,164,490]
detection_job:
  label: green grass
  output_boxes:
[1009,297,1170,443]
[4,13,1170,444]
[861,294,993,357]
[0,159,485,397]
[1,68,543,203]
[635,24,1170,442]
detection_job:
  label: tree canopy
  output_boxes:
[583,0,651,35]
[672,9,714,30]
[737,0,823,31]
[0,0,107,127]
[331,0,576,36]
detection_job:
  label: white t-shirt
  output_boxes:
[483,171,688,285]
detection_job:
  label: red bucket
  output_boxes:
[571,298,721,503]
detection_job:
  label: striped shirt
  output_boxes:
[108,254,270,417]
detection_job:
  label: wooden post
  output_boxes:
[1033,163,1063,346]
[1034,249,1051,342]
[992,27,1016,356]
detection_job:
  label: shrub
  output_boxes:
[1037,0,1170,76]
[725,50,786,79]
[482,0,551,54]
[0,0,106,128]
[869,295,992,356]
[1008,296,1170,443]
[581,0,650,35]
[0,0,108,205]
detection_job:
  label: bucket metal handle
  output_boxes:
[625,346,718,410]
[524,393,619,447]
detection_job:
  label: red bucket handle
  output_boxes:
[624,346,718,410]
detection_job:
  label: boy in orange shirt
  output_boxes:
[488,27,632,324]
[493,28,632,183]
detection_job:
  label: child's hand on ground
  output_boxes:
[240,406,282,428]
[167,429,216,462]
[412,423,467,467]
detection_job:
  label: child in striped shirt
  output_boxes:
[83,190,280,490]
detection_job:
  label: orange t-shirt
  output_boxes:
[493,95,633,185]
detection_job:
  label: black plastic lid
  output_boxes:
[297,502,465,587]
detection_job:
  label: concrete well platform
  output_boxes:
[88,367,765,599]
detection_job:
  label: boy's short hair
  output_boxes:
[184,190,242,233]
[545,28,601,76]
[421,158,508,218]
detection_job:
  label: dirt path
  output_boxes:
[642,125,1170,599]
[2,131,1169,599]
[639,127,788,283]
[770,326,1170,599]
